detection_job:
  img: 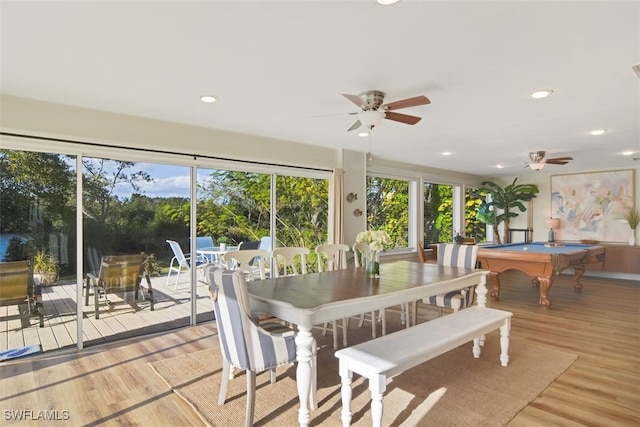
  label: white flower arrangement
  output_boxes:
[355,229,392,252]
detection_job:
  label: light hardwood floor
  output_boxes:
[1,271,638,426]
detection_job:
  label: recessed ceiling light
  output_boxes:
[200,95,217,103]
[530,90,553,99]
[358,131,370,137]
[496,164,505,169]
[622,150,634,156]
[377,0,401,5]
[590,129,607,135]
[441,152,452,156]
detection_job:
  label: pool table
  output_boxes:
[477,242,605,308]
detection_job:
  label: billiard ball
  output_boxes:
[523,246,528,251]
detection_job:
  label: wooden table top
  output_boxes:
[247,260,481,310]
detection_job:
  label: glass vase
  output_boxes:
[366,249,380,278]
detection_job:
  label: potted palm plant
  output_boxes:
[471,178,540,244]
[33,250,59,285]
[623,208,639,246]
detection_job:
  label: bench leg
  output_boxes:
[472,336,482,358]
[499,319,511,367]
[370,374,386,427]
[339,363,353,427]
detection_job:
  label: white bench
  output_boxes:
[334,306,513,427]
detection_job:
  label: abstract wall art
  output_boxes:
[550,169,635,243]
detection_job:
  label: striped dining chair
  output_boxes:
[420,243,479,318]
[207,266,317,427]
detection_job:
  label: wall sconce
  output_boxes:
[346,192,357,202]
[353,208,363,217]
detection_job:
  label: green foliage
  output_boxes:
[33,250,59,274]
[3,237,29,261]
[143,253,162,277]
[471,178,539,244]
[366,176,409,247]
[623,208,640,230]
[33,250,59,285]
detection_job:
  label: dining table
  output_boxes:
[195,245,238,265]
[247,260,489,427]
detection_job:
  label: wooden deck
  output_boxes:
[0,274,215,353]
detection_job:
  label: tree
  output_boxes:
[472,178,539,244]
[366,176,409,247]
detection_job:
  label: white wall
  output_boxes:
[0,95,341,170]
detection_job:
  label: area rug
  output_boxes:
[149,319,577,427]
[0,344,42,362]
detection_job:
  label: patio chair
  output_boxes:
[166,239,207,289]
[0,260,44,328]
[84,253,154,319]
[207,266,316,427]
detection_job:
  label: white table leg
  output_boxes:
[339,363,353,426]
[295,326,314,426]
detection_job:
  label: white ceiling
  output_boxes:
[1,0,639,177]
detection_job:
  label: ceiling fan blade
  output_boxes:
[546,157,573,162]
[545,160,570,165]
[343,94,366,109]
[384,111,422,125]
[382,95,430,111]
[347,120,362,132]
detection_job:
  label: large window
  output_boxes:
[465,186,487,243]
[1,145,331,353]
[366,175,410,248]
[276,174,329,271]
[423,182,454,244]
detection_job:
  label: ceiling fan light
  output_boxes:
[200,95,217,103]
[530,90,553,99]
[358,110,385,128]
[529,163,545,171]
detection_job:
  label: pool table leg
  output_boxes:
[488,272,501,301]
[572,265,585,291]
[537,276,552,308]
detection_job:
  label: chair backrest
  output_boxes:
[166,240,189,267]
[436,243,478,269]
[194,236,214,250]
[0,260,33,302]
[238,240,261,250]
[207,266,296,372]
[417,240,427,263]
[97,253,146,291]
[352,242,369,268]
[222,249,269,280]
[272,247,309,277]
[316,244,350,272]
[258,236,272,252]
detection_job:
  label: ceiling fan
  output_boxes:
[342,90,430,132]
[526,151,573,171]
